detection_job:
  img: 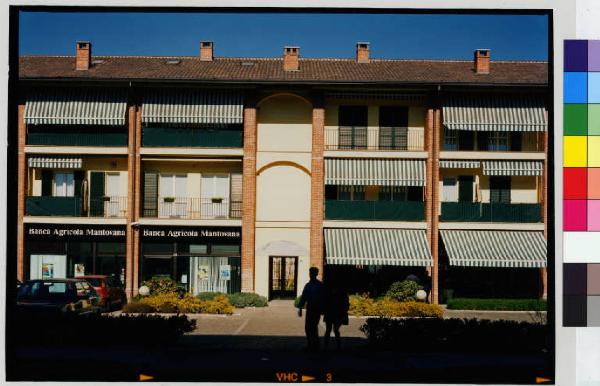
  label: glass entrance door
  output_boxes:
[269,256,298,299]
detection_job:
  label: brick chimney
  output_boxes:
[283,46,300,71]
[75,41,91,71]
[474,48,490,74]
[356,42,370,63]
[200,41,214,61]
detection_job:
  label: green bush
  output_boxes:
[196,292,224,301]
[141,277,183,296]
[446,298,547,311]
[227,292,268,308]
[123,292,233,315]
[122,302,156,313]
[349,294,443,318]
[386,280,423,302]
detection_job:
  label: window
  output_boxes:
[379,186,408,201]
[443,128,458,151]
[201,174,230,199]
[337,185,366,200]
[159,174,188,217]
[488,132,510,151]
[490,176,511,203]
[379,106,409,150]
[339,106,368,149]
[54,172,74,197]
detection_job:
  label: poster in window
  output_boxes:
[219,265,231,281]
[198,265,210,281]
[74,264,85,277]
[42,263,54,279]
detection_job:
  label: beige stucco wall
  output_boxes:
[255,95,313,298]
[439,169,539,204]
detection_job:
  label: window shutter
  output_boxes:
[73,171,85,197]
[143,171,159,217]
[41,170,53,196]
[229,173,242,218]
[89,172,105,216]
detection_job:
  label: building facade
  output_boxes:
[16,42,550,302]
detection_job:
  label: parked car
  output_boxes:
[80,275,127,311]
[16,279,102,315]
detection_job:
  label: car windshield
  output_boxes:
[17,281,75,302]
[84,278,103,287]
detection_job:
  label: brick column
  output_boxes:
[310,106,325,278]
[541,130,548,299]
[16,104,26,282]
[241,105,257,292]
[132,106,142,296]
[125,104,136,299]
[430,108,442,304]
[424,107,435,302]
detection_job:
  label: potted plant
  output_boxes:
[163,196,176,203]
[211,197,224,204]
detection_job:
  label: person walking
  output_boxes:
[323,283,349,351]
[297,267,325,352]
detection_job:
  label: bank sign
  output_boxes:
[26,225,126,239]
[141,227,241,241]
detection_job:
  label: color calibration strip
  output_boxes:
[564,40,600,326]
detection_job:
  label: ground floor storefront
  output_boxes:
[139,226,242,295]
[25,224,126,282]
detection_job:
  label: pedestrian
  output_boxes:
[323,282,349,351]
[297,267,325,352]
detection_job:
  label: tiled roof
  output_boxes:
[19,56,548,85]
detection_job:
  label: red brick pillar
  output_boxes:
[425,107,435,302]
[431,108,441,305]
[541,130,548,299]
[17,104,26,282]
[125,104,136,299]
[241,105,257,292]
[132,106,142,296]
[310,106,325,278]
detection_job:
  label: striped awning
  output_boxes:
[439,160,481,169]
[324,228,432,266]
[482,160,543,176]
[142,90,244,124]
[28,156,83,169]
[24,88,127,126]
[325,159,425,186]
[443,94,547,132]
[440,230,547,268]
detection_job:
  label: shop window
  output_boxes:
[189,244,208,255]
[96,242,126,255]
[143,242,174,256]
[211,244,241,255]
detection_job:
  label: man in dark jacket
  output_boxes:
[297,267,324,352]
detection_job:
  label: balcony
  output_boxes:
[325,127,424,151]
[144,197,242,220]
[27,126,128,147]
[142,127,243,148]
[440,202,542,223]
[325,200,425,221]
[25,196,127,218]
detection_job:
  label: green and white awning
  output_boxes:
[324,228,432,266]
[325,159,425,186]
[24,88,127,126]
[440,230,547,268]
[439,160,481,169]
[142,90,244,124]
[28,156,83,169]
[443,94,547,132]
[482,160,543,176]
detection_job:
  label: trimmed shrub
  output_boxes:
[349,294,443,318]
[386,280,423,302]
[122,302,156,314]
[123,293,233,315]
[198,295,234,314]
[196,292,224,301]
[446,298,547,311]
[227,292,268,308]
[141,278,181,296]
[360,317,550,354]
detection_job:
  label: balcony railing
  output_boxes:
[142,127,243,148]
[440,202,542,223]
[144,197,242,220]
[325,200,425,221]
[325,127,424,151]
[25,196,127,218]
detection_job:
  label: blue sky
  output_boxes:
[19,12,548,60]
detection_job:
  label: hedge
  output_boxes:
[12,313,195,347]
[446,298,547,311]
[123,293,233,314]
[349,294,443,318]
[196,292,268,308]
[361,317,550,354]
